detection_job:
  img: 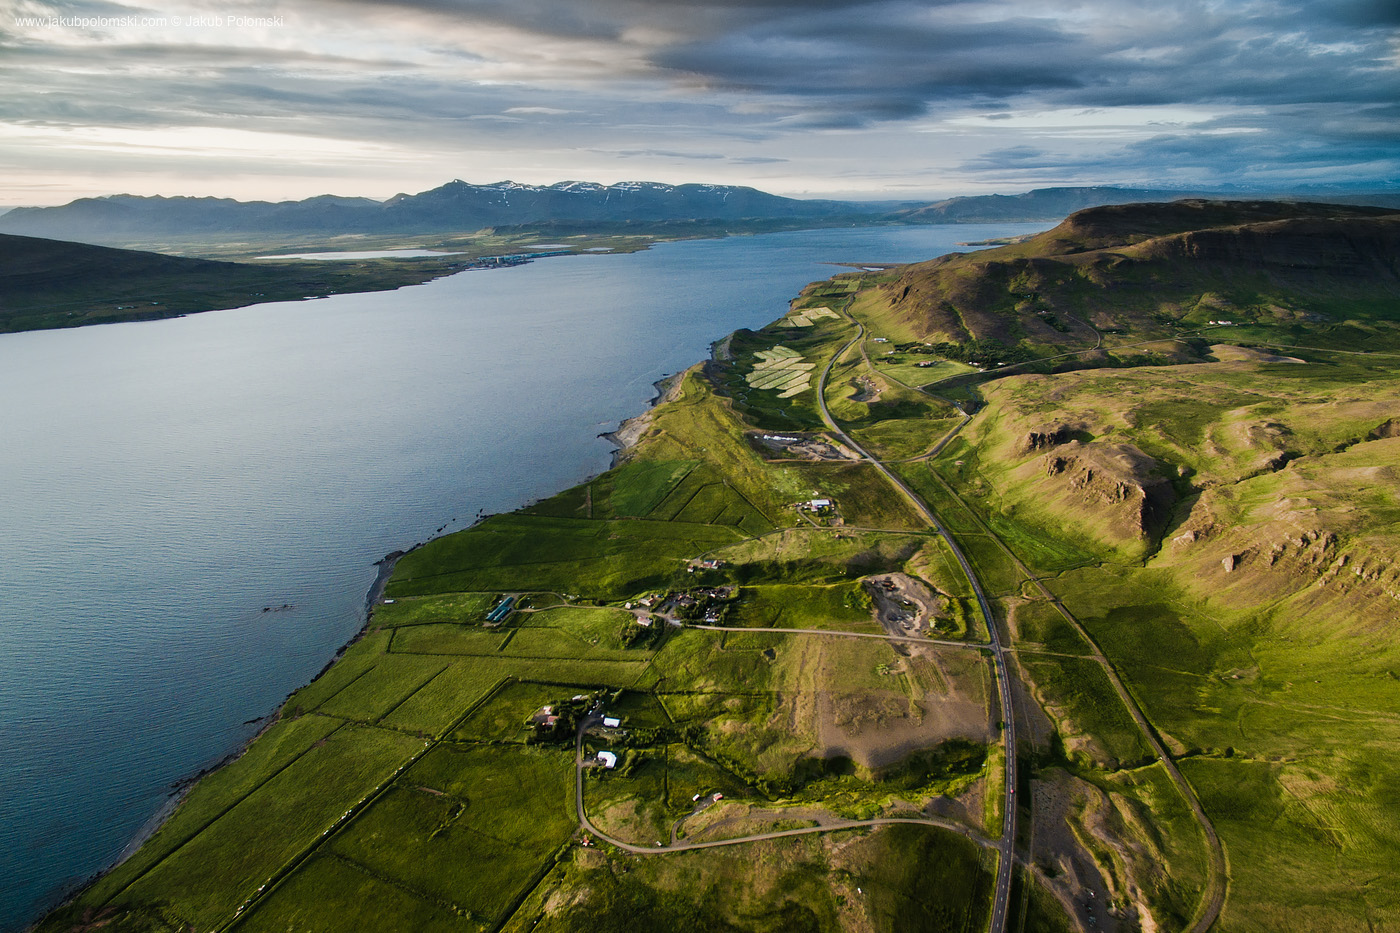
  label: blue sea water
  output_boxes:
[0,223,1045,930]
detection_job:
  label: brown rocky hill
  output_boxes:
[873,200,1400,360]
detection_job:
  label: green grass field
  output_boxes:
[375,592,498,627]
[388,514,744,599]
[1015,654,1153,769]
[868,353,978,389]
[724,582,879,632]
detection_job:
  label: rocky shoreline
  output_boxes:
[601,370,686,467]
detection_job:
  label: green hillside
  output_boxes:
[857,200,1400,369]
[0,233,462,333]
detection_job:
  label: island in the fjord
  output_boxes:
[37,199,1400,933]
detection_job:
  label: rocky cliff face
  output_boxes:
[1041,442,1177,542]
[1129,215,1400,285]
[963,401,1181,557]
[1370,418,1400,440]
[1017,422,1085,453]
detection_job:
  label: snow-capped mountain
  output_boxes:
[0,180,867,243]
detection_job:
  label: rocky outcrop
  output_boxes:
[1162,467,1400,637]
[1370,418,1400,440]
[1138,214,1400,284]
[1018,422,1086,454]
[1040,441,1177,543]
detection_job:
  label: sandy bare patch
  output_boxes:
[815,644,992,770]
[750,431,859,461]
[849,374,884,403]
[1209,344,1305,363]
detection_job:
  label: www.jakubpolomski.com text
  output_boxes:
[13,14,284,28]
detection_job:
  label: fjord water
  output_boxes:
[0,223,1042,930]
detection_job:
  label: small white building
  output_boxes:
[597,751,618,769]
[809,498,832,510]
[602,717,621,728]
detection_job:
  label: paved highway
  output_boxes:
[814,321,1019,933]
[867,313,1226,932]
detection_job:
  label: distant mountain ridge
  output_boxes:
[893,186,1222,223]
[0,180,873,243]
[892,185,1400,223]
[6,180,1399,247]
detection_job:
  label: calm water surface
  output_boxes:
[0,223,1044,930]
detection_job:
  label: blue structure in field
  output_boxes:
[485,596,516,623]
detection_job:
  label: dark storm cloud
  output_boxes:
[320,0,889,40]
[5,0,1399,197]
[298,0,1400,140]
[1317,0,1400,27]
[665,1,1398,122]
[655,14,1086,99]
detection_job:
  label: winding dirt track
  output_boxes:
[573,714,997,856]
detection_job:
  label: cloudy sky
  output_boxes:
[3,0,1398,205]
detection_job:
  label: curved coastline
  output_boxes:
[600,370,685,467]
[33,357,698,930]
